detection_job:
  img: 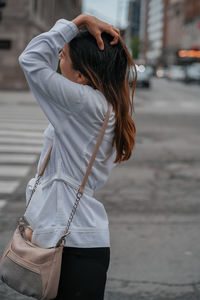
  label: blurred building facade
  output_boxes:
[0,0,82,90]
[164,0,185,65]
[138,0,147,63]
[128,0,140,37]
[182,0,200,50]
[126,0,141,59]
[166,0,200,65]
[137,0,200,67]
[139,0,169,66]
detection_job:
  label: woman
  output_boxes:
[19,14,136,300]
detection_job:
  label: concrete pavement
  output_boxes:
[0,78,200,299]
[101,78,200,299]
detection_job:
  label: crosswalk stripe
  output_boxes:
[0,181,20,194]
[0,123,47,131]
[0,200,7,210]
[0,119,47,124]
[0,137,44,145]
[0,154,38,164]
[0,130,44,138]
[0,145,42,154]
[0,115,45,120]
[0,166,31,177]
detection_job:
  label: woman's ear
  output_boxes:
[76,71,89,85]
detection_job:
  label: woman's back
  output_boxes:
[38,88,117,192]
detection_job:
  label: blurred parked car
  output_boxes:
[145,65,154,77]
[167,65,186,81]
[185,63,200,83]
[129,65,151,88]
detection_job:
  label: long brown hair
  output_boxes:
[69,31,137,164]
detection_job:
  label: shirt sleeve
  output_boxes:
[18,19,86,131]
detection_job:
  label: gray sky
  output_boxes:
[82,0,130,29]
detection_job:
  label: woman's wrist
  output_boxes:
[72,14,89,30]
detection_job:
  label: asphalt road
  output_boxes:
[0,78,200,299]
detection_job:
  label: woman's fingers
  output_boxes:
[104,26,120,45]
[96,30,120,49]
[113,27,120,35]
[110,34,120,45]
[87,19,120,50]
[109,30,120,45]
[95,31,104,50]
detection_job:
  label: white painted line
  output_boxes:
[0,166,30,177]
[0,154,38,164]
[0,200,7,209]
[0,130,44,138]
[154,101,168,107]
[0,123,47,130]
[0,119,47,124]
[181,102,197,109]
[0,137,44,145]
[0,181,20,194]
[0,145,42,154]
[0,115,46,121]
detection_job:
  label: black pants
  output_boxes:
[53,246,110,300]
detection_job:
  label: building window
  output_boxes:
[0,40,12,49]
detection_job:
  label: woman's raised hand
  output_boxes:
[72,14,120,50]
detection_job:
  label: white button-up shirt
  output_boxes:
[18,19,117,248]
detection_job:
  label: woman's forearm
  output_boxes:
[18,19,84,120]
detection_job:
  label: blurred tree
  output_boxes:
[57,61,61,74]
[130,36,139,59]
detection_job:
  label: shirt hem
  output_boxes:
[31,225,110,248]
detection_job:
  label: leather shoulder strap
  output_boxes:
[79,103,111,194]
[38,141,54,176]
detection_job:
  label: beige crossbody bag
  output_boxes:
[0,103,111,300]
